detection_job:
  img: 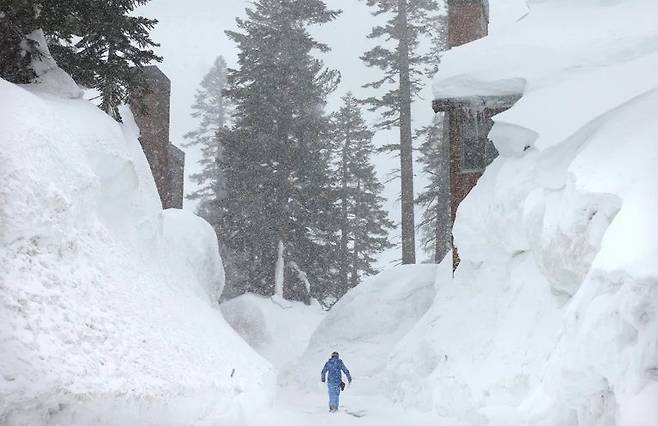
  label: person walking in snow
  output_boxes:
[321,351,352,412]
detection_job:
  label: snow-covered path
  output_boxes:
[198,385,442,426]
[209,269,442,425]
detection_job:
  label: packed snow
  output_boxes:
[0,67,443,426]
[221,294,325,370]
[0,73,273,424]
[378,0,658,424]
[287,264,439,392]
[3,0,658,425]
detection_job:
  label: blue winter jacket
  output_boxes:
[321,357,352,384]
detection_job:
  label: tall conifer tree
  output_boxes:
[185,56,230,221]
[416,12,449,263]
[330,93,394,299]
[220,0,341,301]
[63,0,161,120]
[361,0,439,264]
[183,56,244,294]
[416,117,451,263]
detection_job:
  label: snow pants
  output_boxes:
[327,382,340,409]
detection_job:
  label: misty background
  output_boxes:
[138,0,438,266]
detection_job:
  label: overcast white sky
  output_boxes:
[138,0,444,266]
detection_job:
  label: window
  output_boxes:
[460,109,497,172]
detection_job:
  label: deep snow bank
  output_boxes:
[384,1,658,425]
[221,294,326,371]
[0,77,273,424]
[287,264,438,392]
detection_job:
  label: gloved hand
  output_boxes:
[321,378,325,383]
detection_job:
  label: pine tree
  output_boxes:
[0,0,84,83]
[0,2,35,82]
[63,0,161,120]
[0,0,161,120]
[330,93,394,299]
[415,10,448,263]
[360,0,439,265]
[219,0,341,302]
[184,56,229,220]
[416,116,451,263]
[182,56,248,298]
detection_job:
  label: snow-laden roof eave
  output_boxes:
[431,93,521,113]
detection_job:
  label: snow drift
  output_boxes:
[383,0,658,425]
[221,294,326,371]
[288,264,439,392]
[0,75,273,424]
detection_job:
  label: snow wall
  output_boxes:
[383,1,658,425]
[286,264,440,392]
[0,74,273,424]
[291,1,658,425]
[221,294,326,371]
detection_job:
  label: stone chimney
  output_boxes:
[447,0,489,48]
[130,65,184,209]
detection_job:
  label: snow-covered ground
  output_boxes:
[0,71,273,424]
[242,0,658,424]
[221,294,325,371]
[383,0,658,425]
[3,1,658,425]
[216,266,445,424]
[196,387,446,425]
[285,264,439,392]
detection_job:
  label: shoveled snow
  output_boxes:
[3,0,658,424]
[0,78,273,424]
[287,264,439,392]
[379,0,658,424]
[221,294,326,371]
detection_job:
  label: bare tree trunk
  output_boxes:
[273,115,292,298]
[350,181,361,288]
[102,48,115,116]
[398,0,416,264]
[274,239,285,298]
[339,132,350,294]
[350,243,359,289]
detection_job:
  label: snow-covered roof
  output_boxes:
[433,0,658,152]
[431,93,519,113]
[434,0,658,101]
